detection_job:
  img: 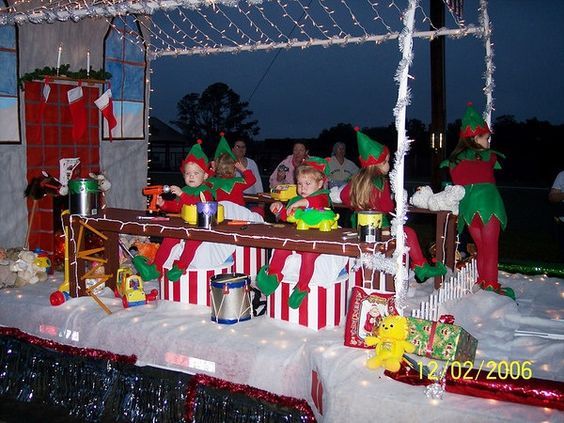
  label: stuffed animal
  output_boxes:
[365,315,415,372]
[10,250,48,287]
[89,172,112,192]
[409,185,465,215]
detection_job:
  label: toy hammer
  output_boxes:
[142,185,171,213]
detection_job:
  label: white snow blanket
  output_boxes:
[0,271,562,422]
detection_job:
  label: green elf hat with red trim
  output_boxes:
[459,102,491,138]
[214,132,237,161]
[355,126,389,168]
[180,139,209,174]
[302,156,331,178]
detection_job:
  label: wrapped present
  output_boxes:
[159,263,233,306]
[269,275,349,331]
[231,246,268,281]
[406,315,478,362]
[344,286,398,349]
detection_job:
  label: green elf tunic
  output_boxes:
[441,149,507,233]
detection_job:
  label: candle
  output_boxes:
[56,43,62,75]
[86,50,90,77]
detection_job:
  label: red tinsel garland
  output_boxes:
[385,362,564,411]
[185,373,317,422]
[0,327,137,365]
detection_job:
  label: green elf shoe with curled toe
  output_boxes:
[288,286,309,309]
[481,281,516,301]
[256,265,280,296]
[166,264,185,282]
[132,255,161,281]
[413,262,447,283]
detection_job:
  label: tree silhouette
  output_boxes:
[171,82,260,147]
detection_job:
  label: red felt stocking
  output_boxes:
[67,84,87,141]
[94,89,117,141]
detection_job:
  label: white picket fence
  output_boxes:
[411,259,477,321]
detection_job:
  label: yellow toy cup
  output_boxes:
[217,204,224,223]
[357,211,383,242]
[181,204,198,225]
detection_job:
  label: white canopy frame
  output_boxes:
[1,0,495,311]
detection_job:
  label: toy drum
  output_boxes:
[357,211,383,243]
[69,178,99,216]
[210,273,252,324]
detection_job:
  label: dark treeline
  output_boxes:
[251,117,563,188]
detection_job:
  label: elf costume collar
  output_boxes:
[372,175,385,191]
[182,185,212,197]
[460,102,491,138]
[441,148,505,169]
[207,176,245,195]
[355,126,389,167]
[287,189,331,208]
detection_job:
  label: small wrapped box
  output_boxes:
[159,263,232,306]
[406,316,478,362]
[269,276,349,331]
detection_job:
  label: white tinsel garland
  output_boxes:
[361,252,397,275]
[479,0,495,127]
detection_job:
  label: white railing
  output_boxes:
[411,259,477,321]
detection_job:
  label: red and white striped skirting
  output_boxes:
[159,264,232,306]
[268,276,349,331]
[231,246,268,282]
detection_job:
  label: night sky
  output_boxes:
[150,1,564,140]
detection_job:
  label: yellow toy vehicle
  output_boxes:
[270,184,297,201]
[116,268,147,308]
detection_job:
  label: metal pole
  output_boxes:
[430,0,446,191]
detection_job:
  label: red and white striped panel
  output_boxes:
[231,246,268,281]
[268,276,349,331]
[159,264,233,306]
[347,258,391,293]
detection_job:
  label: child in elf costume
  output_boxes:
[340,128,447,283]
[139,140,214,282]
[441,103,514,299]
[256,157,333,308]
[207,133,256,206]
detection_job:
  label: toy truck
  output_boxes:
[116,267,147,308]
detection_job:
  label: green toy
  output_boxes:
[286,208,339,232]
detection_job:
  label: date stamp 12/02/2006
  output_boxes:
[418,360,534,381]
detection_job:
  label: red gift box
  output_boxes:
[268,276,349,331]
[159,263,232,306]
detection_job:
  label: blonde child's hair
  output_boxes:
[295,164,325,184]
[349,165,385,210]
[215,153,236,178]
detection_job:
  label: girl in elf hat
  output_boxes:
[256,157,334,308]
[441,103,514,299]
[137,140,214,282]
[340,128,447,283]
[207,133,256,206]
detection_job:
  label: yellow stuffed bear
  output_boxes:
[365,315,415,372]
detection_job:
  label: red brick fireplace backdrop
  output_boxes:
[24,80,102,255]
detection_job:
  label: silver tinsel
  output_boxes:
[424,378,446,400]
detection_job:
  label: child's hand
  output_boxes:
[234,161,246,172]
[156,196,165,207]
[270,202,284,214]
[210,160,216,172]
[286,198,308,215]
[169,185,182,196]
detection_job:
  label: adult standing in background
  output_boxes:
[549,170,564,261]
[269,141,308,189]
[328,141,359,188]
[232,139,264,194]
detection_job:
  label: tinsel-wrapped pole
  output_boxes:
[480,0,495,127]
[390,0,418,312]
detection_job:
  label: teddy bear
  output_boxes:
[409,185,465,215]
[10,250,48,287]
[365,315,415,372]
